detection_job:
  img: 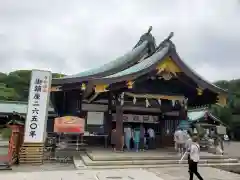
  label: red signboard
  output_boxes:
[54,116,85,133]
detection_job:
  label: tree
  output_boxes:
[0,70,66,101]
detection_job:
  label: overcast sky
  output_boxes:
[0,0,240,82]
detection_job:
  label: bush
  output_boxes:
[1,128,12,140]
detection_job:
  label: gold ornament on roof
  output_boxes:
[81,83,86,91]
[126,81,134,89]
[197,88,203,96]
[95,84,108,93]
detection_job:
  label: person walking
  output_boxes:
[133,127,140,152]
[139,124,145,151]
[124,125,132,151]
[111,128,117,151]
[147,127,155,149]
[175,128,185,155]
[188,136,204,180]
[224,134,230,146]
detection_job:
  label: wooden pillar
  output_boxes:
[115,94,123,151]
[179,100,188,120]
[76,92,82,117]
[159,114,165,148]
[62,91,66,116]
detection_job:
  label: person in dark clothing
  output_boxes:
[111,128,117,151]
[139,124,145,151]
[188,136,204,180]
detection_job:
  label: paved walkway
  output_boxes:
[0,169,163,180]
[147,167,240,180]
[224,142,240,158]
[0,167,240,180]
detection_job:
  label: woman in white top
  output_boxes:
[174,129,185,155]
[188,136,204,180]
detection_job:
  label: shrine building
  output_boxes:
[50,27,227,150]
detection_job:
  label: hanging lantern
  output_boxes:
[133,97,137,104]
[121,99,124,106]
[184,98,188,110]
[120,92,124,106]
[145,98,150,107]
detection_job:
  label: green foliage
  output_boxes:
[0,70,65,101]
[212,80,240,130]
[1,128,12,140]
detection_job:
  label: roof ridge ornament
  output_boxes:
[147,26,153,34]
[133,26,156,55]
[156,32,174,51]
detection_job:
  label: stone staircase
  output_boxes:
[74,150,240,170]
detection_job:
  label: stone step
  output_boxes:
[86,152,228,161]
[75,161,240,170]
[81,154,239,166]
[0,162,11,171]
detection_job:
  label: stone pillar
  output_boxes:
[115,94,123,151]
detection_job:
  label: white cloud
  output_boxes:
[0,0,239,82]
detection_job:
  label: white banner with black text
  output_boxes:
[24,70,52,143]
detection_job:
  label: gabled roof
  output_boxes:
[92,42,171,84]
[188,108,221,123]
[52,27,157,85]
[91,39,227,95]
[170,48,227,94]
[178,108,222,129]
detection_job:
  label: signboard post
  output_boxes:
[20,70,52,164]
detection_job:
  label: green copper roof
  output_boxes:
[187,109,221,123]
[103,44,170,79]
[60,41,148,79]
[0,101,55,114]
[188,110,207,121]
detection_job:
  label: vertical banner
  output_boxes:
[24,70,52,143]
